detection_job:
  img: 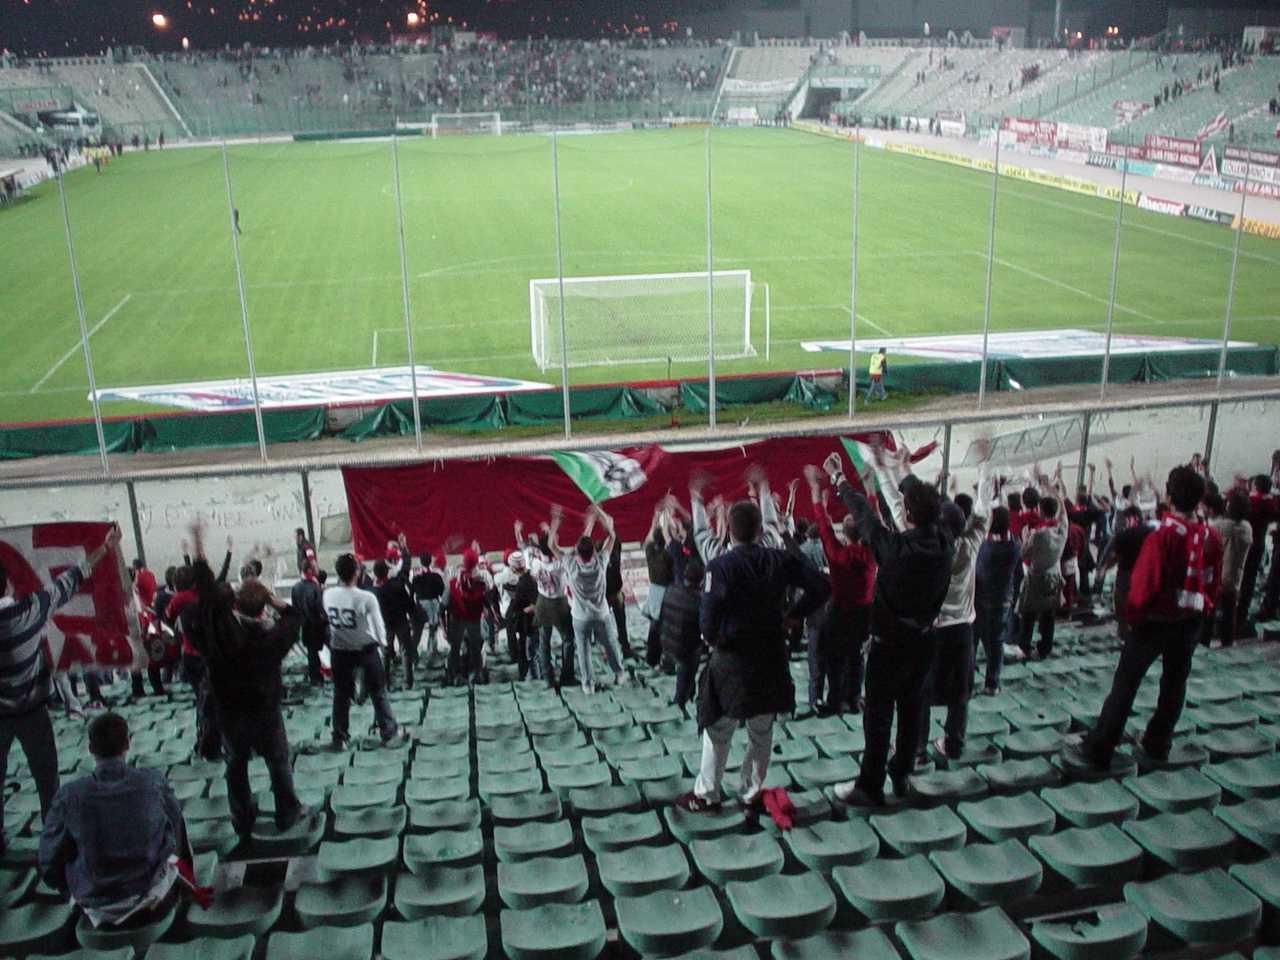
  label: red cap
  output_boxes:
[462,548,480,572]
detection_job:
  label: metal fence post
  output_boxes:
[848,127,861,418]
[550,133,572,438]
[301,469,316,548]
[1216,160,1251,392]
[977,123,1001,408]
[1100,131,1131,399]
[1076,412,1092,488]
[391,135,423,451]
[126,480,145,567]
[705,126,717,429]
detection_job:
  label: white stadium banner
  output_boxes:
[800,329,1255,361]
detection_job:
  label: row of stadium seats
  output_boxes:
[4,615,1280,959]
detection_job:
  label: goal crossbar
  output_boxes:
[430,112,502,137]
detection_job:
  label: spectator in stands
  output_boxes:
[1065,467,1223,772]
[295,528,316,574]
[324,552,408,751]
[519,520,578,689]
[830,456,952,808]
[605,535,631,660]
[1,525,120,857]
[660,557,705,712]
[1014,472,1069,660]
[499,550,537,681]
[641,499,677,668]
[676,497,828,813]
[1207,491,1251,646]
[291,560,328,686]
[1239,475,1277,633]
[129,559,166,700]
[551,504,627,694]
[373,535,413,687]
[866,347,888,402]
[804,464,876,714]
[974,505,1019,695]
[186,522,306,838]
[39,713,190,929]
[444,547,489,687]
[410,553,446,663]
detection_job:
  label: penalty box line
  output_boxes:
[31,294,132,394]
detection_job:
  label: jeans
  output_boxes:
[531,598,577,687]
[923,622,974,757]
[183,655,221,761]
[1019,611,1056,659]
[1085,617,1201,765]
[865,376,887,401]
[221,709,299,836]
[974,603,1008,691]
[857,633,938,800]
[0,706,59,846]
[447,619,483,685]
[574,615,625,693]
[1002,566,1024,648]
[693,713,775,804]
[331,645,399,742]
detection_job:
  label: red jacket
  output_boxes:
[1248,493,1278,546]
[1124,516,1224,625]
[816,518,876,610]
[166,589,200,656]
[448,572,488,622]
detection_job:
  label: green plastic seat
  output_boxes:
[394,866,486,919]
[474,752,531,776]
[265,923,373,960]
[601,738,664,765]
[1028,824,1144,887]
[772,927,902,960]
[186,882,283,938]
[1197,727,1275,763]
[295,751,352,774]
[331,781,399,812]
[1203,755,1280,800]
[726,872,836,940]
[930,738,1002,769]
[618,756,684,785]
[616,887,724,957]
[1122,808,1237,871]
[295,873,387,928]
[498,854,589,909]
[580,810,663,854]
[771,736,818,764]
[597,843,691,898]
[1189,701,1260,730]
[1041,779,1140,828]
[333,805,407,838]
[664,804,747,844]
[789,757,860,790]
[318,836,399,876]
[250,810,327,857]
[405,776,469,805]
[691,833,784,885]
[814,731,865,758]
[870,806,967,857]
[545,762,611,799]
[966,714,1012,739]
[0,866,35,907]
[342,764,402,786]
[976,757,1059,794]
[1133,738,1211,773]
[1123,768,1223,814]
[1005,705,1072,733]
[568,783,642,817]
[491,791,563,827]
[1215,798,1280,851]
[500,900,607,960]
[408,799,481,832]
[171,778,207,802]
[493,819,574,863]
[403,829,484,873]
[908,768,988,804]
[1126,868,1261,944]
[1186,677,1245,704]
[957,793,1057,842]
[145,934,255,960]
[1030,904,1147,960]
[929,839,1043,906]
[381,916,487,960]
[187,818,239,855]
[783,817,879,873]
[537,746,599,769]
[76,902,176,954]
[895,906,1029,960]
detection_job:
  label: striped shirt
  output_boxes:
[0,560,90,716]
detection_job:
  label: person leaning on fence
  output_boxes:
[0,524,121,857]
[866,347,888,402]
[675,497,830,814]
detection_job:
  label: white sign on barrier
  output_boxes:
[801,329,1254,361]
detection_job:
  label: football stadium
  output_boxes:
[3,1,1280,959]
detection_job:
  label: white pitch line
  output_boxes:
[838,304,892,337]
[986,254,1156,322]
[31,294,132,393]
[371,330,380,367]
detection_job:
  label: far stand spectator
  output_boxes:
[866,347,888,402]
[295,528,316,574]
[1,525,120,857]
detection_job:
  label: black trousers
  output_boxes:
[611,596,632,659]
[1085,617,1200,765]
[301,623,326,685]
[130,665,166,698]
[920,622,974,757]
[856,633,938,800]
[332,645,398,741]
[221,708,299,836]
[1019,611,1056,659]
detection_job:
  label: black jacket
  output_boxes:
[375,563,414,630]
[975,538,1020,610]
[660,583,702,661]
[837,480,953,643]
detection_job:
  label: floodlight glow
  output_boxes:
[152,13,169,28]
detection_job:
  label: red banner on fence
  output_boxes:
[341,433,927,557]
[0,523,141,671]
[1144,133,1201,168]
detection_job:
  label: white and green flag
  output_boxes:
[840,437,881,492]
[549,450,651,503]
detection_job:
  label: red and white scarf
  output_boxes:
[1164,514,1214,613]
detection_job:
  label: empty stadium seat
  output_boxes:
[568,783,643,817]
[404,829,484,872]
[783,817,879,872]
[490,791,562,826]
[615,887,725,956]
[1125,868,1262,944]
[185,882,283,939]
[894,906,1030,960]
[394,865,486,919]
[929,839,1044,906]
[265,924,374,960]
[500,900,607,960]
[1029,904,1148,960]
[726,872,836,940]
[908,768,989,804]
[1215,798,1280,852]
[1028,824,1144,887]
[1041,779,1140,827]
[665,804,747,844]
[977,757,1060,793]
[408,799,481,832]
[381,916,487,960]
[333,805,407,838]
[1122,768,1223,814]
[832,855,946,922]
[692,832,785,885]
[597,843,691,898]
[294,874,387,928]
[146,934,256,960]
[1204,755,1280,800]
[957,792,1057,842]
[870,806,967,857]
[1122,808,1237,871]
[772,926,902,960]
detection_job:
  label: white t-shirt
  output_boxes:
[563,552,609,622]
[323,583,386,651]
[530,553,566,599]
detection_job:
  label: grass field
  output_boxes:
[0,126,1276,427]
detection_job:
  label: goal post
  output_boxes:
[529,270,769,372]
[430,112,502,138]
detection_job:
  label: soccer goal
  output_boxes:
[529,270,770,372]
[430,112,503,137]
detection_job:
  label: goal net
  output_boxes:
[431,112,502,137]
[529,270,768,371]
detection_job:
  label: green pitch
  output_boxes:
[1,126,1275,426]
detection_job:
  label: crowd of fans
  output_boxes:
[1,439,1278,931]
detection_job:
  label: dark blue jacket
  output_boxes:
[975,538,1021,610]
[698,542,830,726]
[39,758,187,911]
